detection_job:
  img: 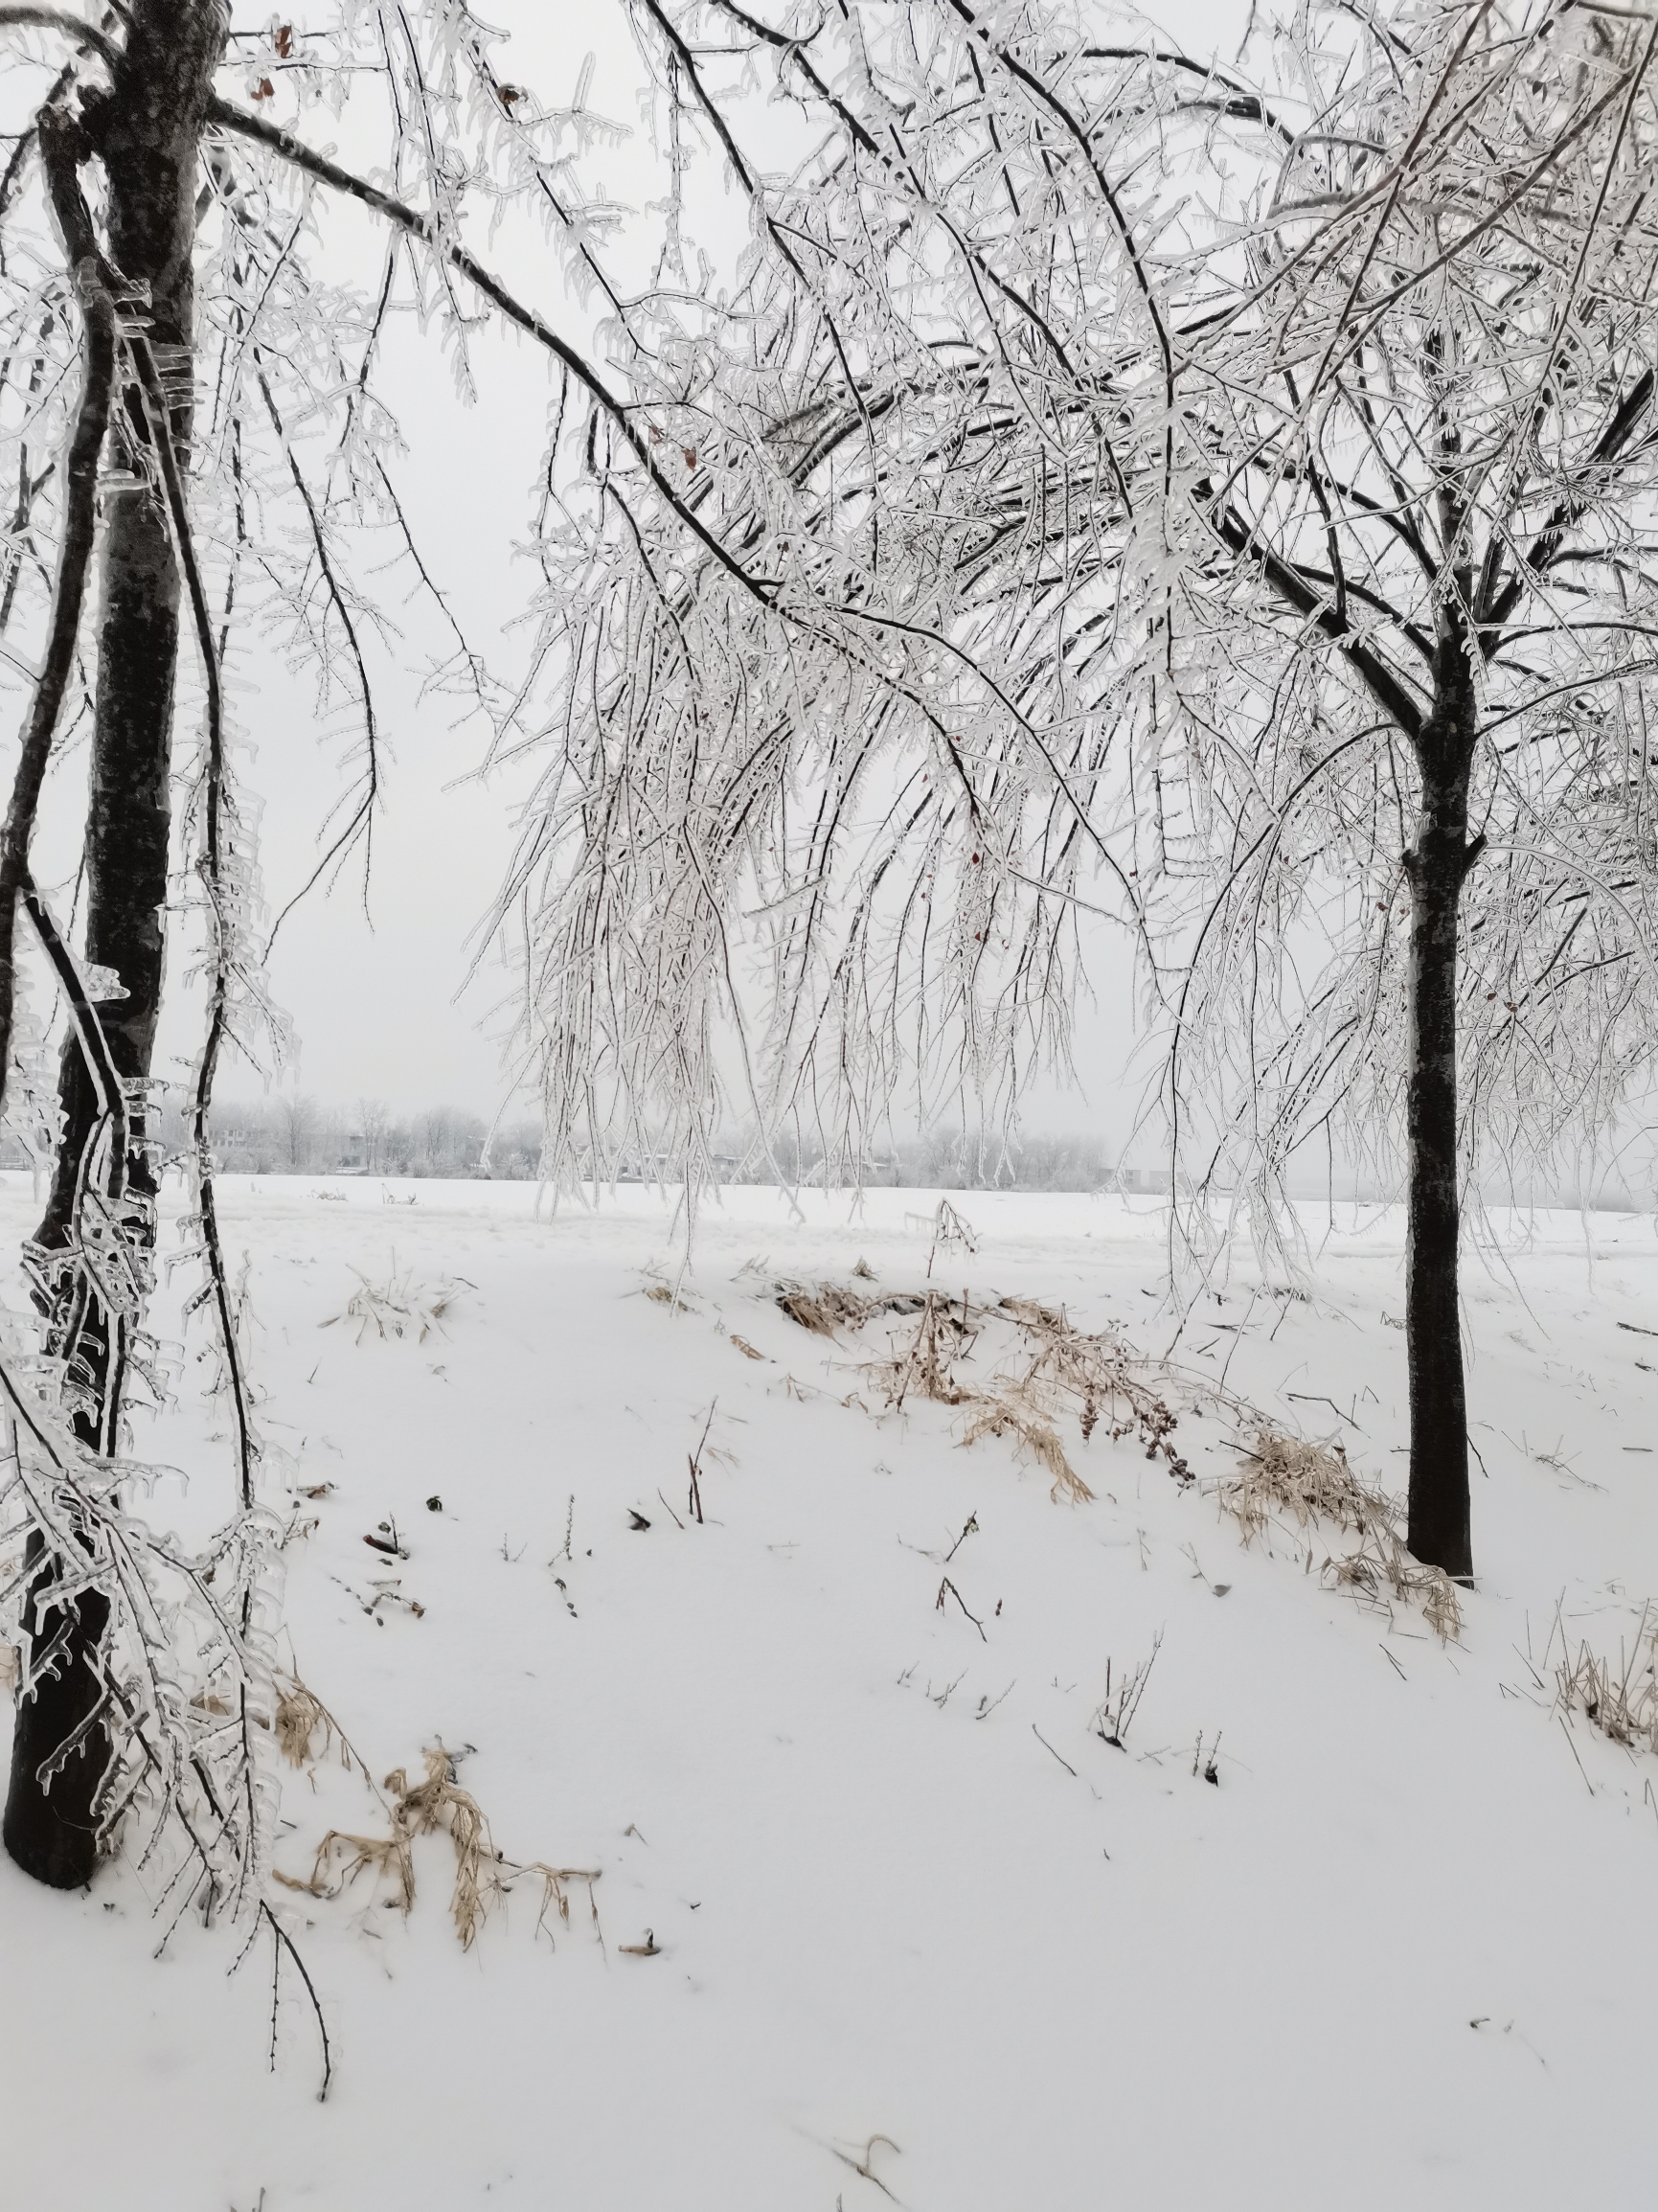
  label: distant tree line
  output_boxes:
[134,1097,544,1179]
[3,1106,1135,1190]
[603,1128,1141,1193]
[189,1111,1125,1188]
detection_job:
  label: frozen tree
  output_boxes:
[0,0,760,1908]
[278,1092,319,1172]
[1148,0,1658,1579]
[502,0,1658,1581]
[0,0,285,1904]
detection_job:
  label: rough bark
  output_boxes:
[1401,632,1481,1585]
[5,0,227,1892]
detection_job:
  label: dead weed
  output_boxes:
[273,1676,340,1768]
[275,1741,601,1951]
[1219,1428,1461,1640]
[321,1262,466,1344]
[1219,1431,1385,1544]
[775,1278,1193,1505]
[770,1267,1460,1636]
[1554,1604,1658,1754]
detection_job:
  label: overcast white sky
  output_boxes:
[171,0,1251,1136]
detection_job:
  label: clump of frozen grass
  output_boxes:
[1218,1428,1462,1640]
[1001,1298,1191,1477]
[275,1739,600,1951]
[768,1269,1460,1630]
[773,1280,1191,1505]
[874,1291,1196,1503]
[1219,1431,1386,1543]
[854,1290,1094,1500]
[272,1675,349,1770]
[1329,1529,1465,1642]
[772,1268,1460,1631]
[321,1261,466,1344]
[959,1388,1092,1504]
[775,1282,883,1338]
[867,1290,976,1405]
[1555,1606,1658,1753]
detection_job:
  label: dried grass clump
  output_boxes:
[276,1745,487,1943]
[868,1293,1195,1504]
[1220,1427,1461,1640]
[1328,1531,1464,1642]
[777,1278,941,1341]
[867,1291,977,1407]
[1220,1431,1384,1544]
[273,1676,341,1769]
[960,1388,1092,1504]
[1001,1300,1190,1479]
[865,1293,1093,1495]
[321,1263,466,1344]
[772,1267,1462,1637]
[774,1276,1188,1505]
[276,1744,600,1951]
[387,1747,494,1946]
[1555,1608,1658,1753]
[776,1282,876,1337]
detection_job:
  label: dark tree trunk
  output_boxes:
[5,0,227,1891]
[1401,639,1481,1585]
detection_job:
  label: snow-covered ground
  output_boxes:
[4,1173,1657,2211]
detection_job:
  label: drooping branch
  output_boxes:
[124,322,259,1516]
[254,357,381,947]
[1210,501,1427,744]
[1478,368,1658,640]
[204,97,785,612]
[1080,45,1295,143]
[946,0,1174,386]
[0,110,116,1112]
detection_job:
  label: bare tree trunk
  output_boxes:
[1401,651,1481,1585]
[5,0,227,1891]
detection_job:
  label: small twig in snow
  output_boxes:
[936,1576,986,1640]
[1031,1722,1078,1777]
[1558,1715,1597,1797]
[943,1511,978,1564]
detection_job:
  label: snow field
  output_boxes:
[3,1175,1657,2210]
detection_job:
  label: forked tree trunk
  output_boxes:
[1401,651,1481,1585]
[5,1,227,1890]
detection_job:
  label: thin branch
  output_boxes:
[0,110,114,1110]
[205,97,785,612]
